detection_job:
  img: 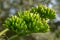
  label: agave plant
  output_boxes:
[0,5,56,40]
[30,5,56,20]
[17,11,49,33]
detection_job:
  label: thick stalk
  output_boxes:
[0,28,9,36]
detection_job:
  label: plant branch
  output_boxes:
[0,28,9,36]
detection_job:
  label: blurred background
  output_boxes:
[0,0,60,40]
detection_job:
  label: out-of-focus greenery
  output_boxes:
[55,29,60,38]
[50,23,57,32]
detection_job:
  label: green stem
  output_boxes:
[8,34,19,40]
[0,28,9,36]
